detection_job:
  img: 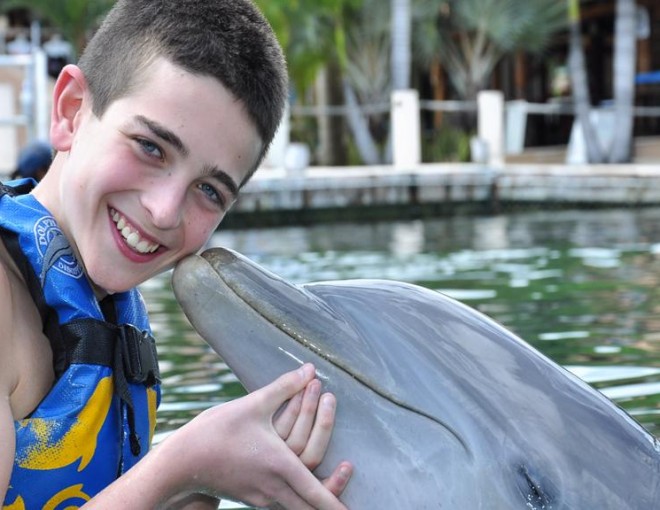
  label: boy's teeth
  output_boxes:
[126,232,140,248]
[110,208,160,254]
[136,240,151,252]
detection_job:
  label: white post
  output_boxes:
[391,89,421,168]
[263,101,290,169]
[0,83,18,175]
[505,99,528,155]
[33,49,49,142]
[477,90,505,168]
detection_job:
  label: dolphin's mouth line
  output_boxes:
[268,306,471,454]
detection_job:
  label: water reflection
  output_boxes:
[146,207,660,452]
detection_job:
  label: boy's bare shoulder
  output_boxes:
[0,240,54,419]
[0,247,19,401]
[0,244,18,501]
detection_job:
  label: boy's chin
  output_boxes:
[88,273,136,298]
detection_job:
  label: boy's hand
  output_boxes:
[274,373,353,499]
[155,363,352,510]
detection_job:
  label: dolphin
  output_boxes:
[172,247,660,509]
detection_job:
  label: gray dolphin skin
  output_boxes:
[172,247,660,509]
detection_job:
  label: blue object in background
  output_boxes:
[12,141,52,181]
[636,70,660,84]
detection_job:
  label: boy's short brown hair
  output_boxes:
[78,0,288,175]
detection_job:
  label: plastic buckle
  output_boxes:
[120,325,160,386]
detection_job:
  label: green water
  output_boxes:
[144,207,660,448]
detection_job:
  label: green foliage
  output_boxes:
[422,127,472,163]
[447,0,566,53]
[567,0,580,23]
[343,0,391,104]
[289,114,319,149]
[254,0,361,96]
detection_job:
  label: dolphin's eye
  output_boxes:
[516,465,555,509]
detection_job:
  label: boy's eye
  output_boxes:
[136,138,163,160]
[199,182,224,207]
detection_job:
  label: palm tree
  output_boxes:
[258,1,571,165]
[255,0,359,165]
[255,0,354,101]
[342,0,391,163]
[609,0,637,163]
[566,0,604,162]
[414,0,567,101]
[567,0,638,164]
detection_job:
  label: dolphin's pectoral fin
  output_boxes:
[515,465,557,509]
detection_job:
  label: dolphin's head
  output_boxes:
[172,247,660,509]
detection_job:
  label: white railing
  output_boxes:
[283,93,660,168]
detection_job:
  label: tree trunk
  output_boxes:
[327,60,349,166]
[430,57,446,129]
[567,0,604,163]
[343,79,382,164]
[609,0,637,163]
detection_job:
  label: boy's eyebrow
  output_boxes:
[134,115,240,199]
[203,163,239,199]
[135,115,189,156]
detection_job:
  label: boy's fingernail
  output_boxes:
[309,379,321,395]
[322,393,335,409]
[339,464,352,480]
[298,363,313,378]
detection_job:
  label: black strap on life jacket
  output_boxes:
[0,181,160,455]
[0,180,32,198]
[61,318,160,386]
[62,317,160,456]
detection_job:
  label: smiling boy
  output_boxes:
[0,1,352,508]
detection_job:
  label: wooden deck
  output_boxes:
[225,156,660,227]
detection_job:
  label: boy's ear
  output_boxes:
[50,64,90,151]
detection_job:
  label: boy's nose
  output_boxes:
[141,180,185,230]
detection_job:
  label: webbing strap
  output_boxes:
[2,231,65,369]
[61,319,160,386]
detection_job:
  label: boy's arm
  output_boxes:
[0,268,17,505]
[85,364,352,509]
[0,401,15,506]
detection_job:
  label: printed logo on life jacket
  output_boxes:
[34,216,83,279]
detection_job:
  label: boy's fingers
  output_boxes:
[274,390,304,439]
[259,364,316,414]
[322,462,353,499]
[285,380,322,454]
[279,453,349,510]
[299,393,336,469]
[268,490,314,510]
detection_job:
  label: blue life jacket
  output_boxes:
[0,180,161,509]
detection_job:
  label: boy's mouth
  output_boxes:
[110,208,160,254]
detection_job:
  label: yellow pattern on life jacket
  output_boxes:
[43,484,91,510]
[2,495,24,510]
[147,386,158,444]
[16,377,113,471]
